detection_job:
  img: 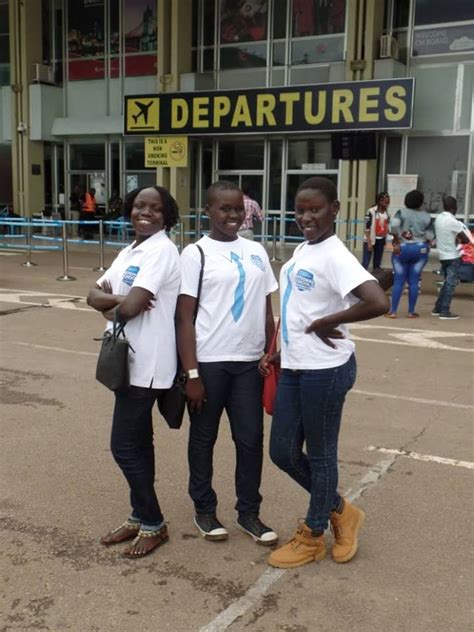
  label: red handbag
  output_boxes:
[262,319,280,416]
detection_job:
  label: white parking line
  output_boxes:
[367,446,474,470]
[351,389,474,410]
[11,342,96,356]
[199,455,397,632]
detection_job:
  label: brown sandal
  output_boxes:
[123,525,169,559]
[100,521,140,546]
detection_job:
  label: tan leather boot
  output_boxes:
[330,499,365,563]
[268,522,326,569]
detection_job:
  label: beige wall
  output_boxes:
[9,0,45,216]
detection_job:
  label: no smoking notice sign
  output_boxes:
[144,137,188,168]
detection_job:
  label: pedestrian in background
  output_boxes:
[261,176,389,570]
[385,189,434,319]
[69,184,82,237]
[431,196,471,320]
[107,189,123,219]
[80,187,97,240]
[362,192,390,270]
[238,185,264,240]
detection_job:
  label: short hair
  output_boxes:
[376,191,389,203]
[296,176,338,203]
[443,195,457,212]
[206,180,242,205]
[404,189,424,210]
[123,185,179,231]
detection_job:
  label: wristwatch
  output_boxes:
[186,368,200,379]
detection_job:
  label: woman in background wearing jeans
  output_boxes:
[385,189,434,319]
[261,177,389,569]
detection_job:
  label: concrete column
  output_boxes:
[169,0,192,216]
[9,0,45,216]
[337,0,383,252]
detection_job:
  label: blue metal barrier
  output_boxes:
[0,214,369,278]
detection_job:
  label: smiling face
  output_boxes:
[206,188,245,242]
[130,187,165,243]
[294,188,339,244]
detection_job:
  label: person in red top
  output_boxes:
[362,192,390,270]
[80,187,97,239]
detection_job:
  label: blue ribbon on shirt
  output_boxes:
[230,251,245,322]
[281,263,295,345]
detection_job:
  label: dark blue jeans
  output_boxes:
[390,242,429,314]
[111,386,164,527]
[188,361,264,515]
[270,354,357,533]
[433,258,461,315]
[362,238,386,270]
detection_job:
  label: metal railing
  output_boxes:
[0,213,393,281]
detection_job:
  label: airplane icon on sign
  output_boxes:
[132,100,154,125]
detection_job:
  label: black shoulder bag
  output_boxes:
[157,244,205,429]
[95,306,135,391]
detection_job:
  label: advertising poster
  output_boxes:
[387,174,418,214]
[292,0,345,37]
[68,0,105,81]
[89,172,106,205]
[124,0,157,76]
[413,24,474,56]
[220,0,268,43]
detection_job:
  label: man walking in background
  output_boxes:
[238,186,264,240]
[80,187,97,240]
[432,196,471,320]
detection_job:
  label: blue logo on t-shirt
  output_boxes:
[122,265,139,286]
[295,269,315,292]
[250,254,265,272]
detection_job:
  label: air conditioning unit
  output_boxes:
[33,63,54,85]
[379,35,399,60]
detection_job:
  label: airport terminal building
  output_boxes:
[0,0,473,243]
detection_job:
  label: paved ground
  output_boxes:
[0,246,473,632]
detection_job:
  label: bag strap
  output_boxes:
[193,244,205,325]
[268,319,280,355]
[112,305,126,340]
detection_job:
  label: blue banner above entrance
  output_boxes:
[124,78,415,136]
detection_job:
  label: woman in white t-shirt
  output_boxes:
[87,186,180,559]
[362,192,390,270]
[261,177,389,570]
[176,181,279,546]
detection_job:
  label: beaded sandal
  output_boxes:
[100,520,140,546]
[123,525,169,558]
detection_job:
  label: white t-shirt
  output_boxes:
[280,235,374,370]
[434,212,465,260]
[97,230,180,388]
[180,235,278,362]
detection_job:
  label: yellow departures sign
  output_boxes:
[124,79,415,136]
[144,137,188,168]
